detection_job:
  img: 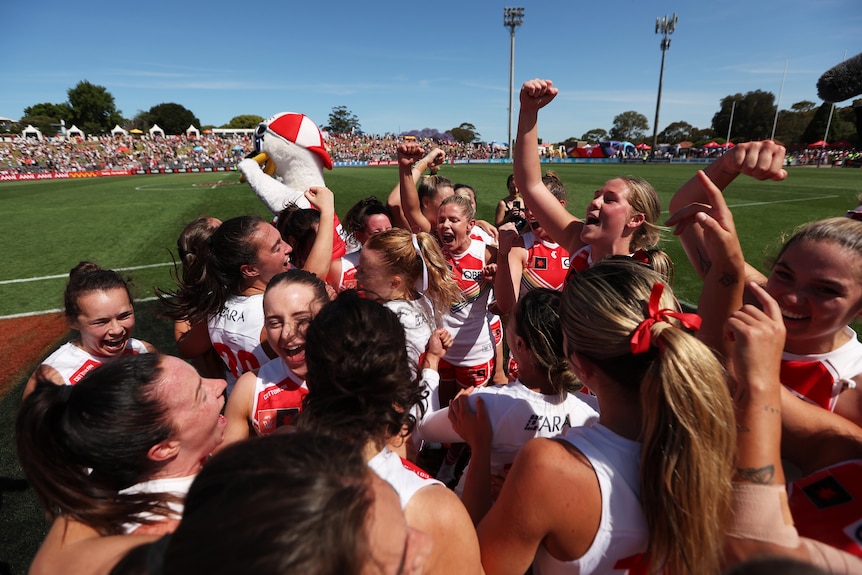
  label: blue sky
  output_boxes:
[1,0,859,143]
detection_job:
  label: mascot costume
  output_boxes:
[237,112,348,256]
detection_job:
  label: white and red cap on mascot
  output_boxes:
[254,112,333,170]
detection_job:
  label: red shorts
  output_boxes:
[438,358,495,388]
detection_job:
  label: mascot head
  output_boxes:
[255,112,332,170]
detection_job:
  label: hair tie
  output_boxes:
[630,282,701,355]
[411,234,429,293]
[58,384,73,402]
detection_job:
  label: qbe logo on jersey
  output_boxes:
[462,269,483,281]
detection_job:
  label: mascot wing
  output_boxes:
[238,155,310,214]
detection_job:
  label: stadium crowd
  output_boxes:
[13,79,862,575]
[0,131,512,174]
[1,128,857,175]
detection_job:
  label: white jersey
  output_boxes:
[368,447,442,509]
[442,239,495,366]
[385,295,438,376]
[119,474,195,534]
[416,380,599,494]
[781,326,862,411]
[40,339,150,386]
[207,293,269,389]
[533,422,647,574]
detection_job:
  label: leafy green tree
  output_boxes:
[447,122,481,144]
[67,80,122,135]
[23,102,72,122]
[791,101,817,113]
[580,129,608,142]
[712,91,776,142]
[609,111,649,142]
[147,103,201,135]
[324,106,361,134]
[224,115,265,129]
[657,121,695,144]
[689,127,716,143]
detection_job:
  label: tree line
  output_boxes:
[7,80,860,147]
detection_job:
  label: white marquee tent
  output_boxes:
[111,124,128,136]
[149,124,165,137]
[22,125,42,140]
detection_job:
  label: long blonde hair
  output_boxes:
[363,228,461,317]
[560,257,735,575]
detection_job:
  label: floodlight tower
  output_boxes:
[504,7,524,159]
[651,13,677,158]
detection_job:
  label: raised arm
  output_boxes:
[493,223,527,315]
[514,79,583,255]
[387,145,445,231]
[666,170,745,357]
[668,141,787,281]
[301,186,335,280]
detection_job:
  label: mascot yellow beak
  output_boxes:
[238,152,276,183]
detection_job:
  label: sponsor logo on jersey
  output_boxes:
[70,359,102,384]
[217,307,246,323]
[462,269,483,281]
[524,413,572,433]
[802,475,853,509]
[533,257,548,270]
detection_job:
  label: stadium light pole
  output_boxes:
[504,7,524,159]
[651,13,677,158]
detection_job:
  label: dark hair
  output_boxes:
[299,290,425,448]
[160,215,267,323]
[16,354,178,535]
[275,204,321,270]
[156,433,375,575]
[176,216,220,273]
[265,269,330,305]
[343,196,392,237]
[512,288,580,394]
[63,261,133,322]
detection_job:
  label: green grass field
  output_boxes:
[0,162,860,574]
[2,163,860,316]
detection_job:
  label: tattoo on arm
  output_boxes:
[697,249,712,275]
[719,272,738,287]
[736,465,775,484]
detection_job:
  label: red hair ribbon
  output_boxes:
[629,282,702,355]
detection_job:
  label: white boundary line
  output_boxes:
[0,296,160,321]
[0,262,175,285]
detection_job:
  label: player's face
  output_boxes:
[157,355,227,462]
[71,288,136,357]
[356,248,398,302]
[423,185,454,221]
[362,473,433,575]
[437,203,474,254]
[355,214,393,245]
[264,282,324,378]
[579,178,641,252]
[767,239,862,354]
[252,222,292,283]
